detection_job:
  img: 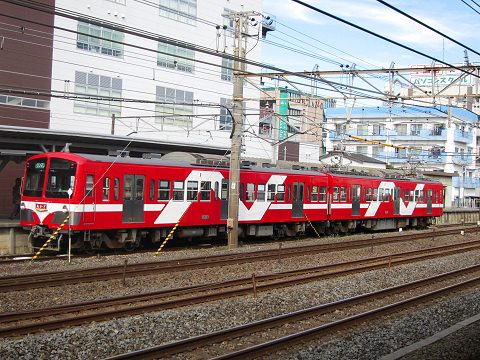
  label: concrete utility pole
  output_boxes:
[227,12,255,249]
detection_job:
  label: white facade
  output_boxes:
[50,0,266,158]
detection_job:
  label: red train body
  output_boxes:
[19,152,444,251]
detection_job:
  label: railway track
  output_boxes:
[104,265,480,359]
[0,226,477,292]
[0,239,479,337]
[0,223,472,265]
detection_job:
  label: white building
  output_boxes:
[47,0,266,158]
[324,105,479,207]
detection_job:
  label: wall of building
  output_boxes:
[0,0,54,128]
[49,0,264,157]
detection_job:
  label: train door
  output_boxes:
[352,184,361,216]
[220,179,229,220]
[83,174,95,224]
[393,187,401,215]
[122,174,145,223]
[427,188,433,214]
[292,182,304,218]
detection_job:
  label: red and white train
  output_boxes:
[19,152,444,251]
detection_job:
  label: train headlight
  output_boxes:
[20,202,26,210]
[62,205,68,213]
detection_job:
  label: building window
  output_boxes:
[357,146,368,155]
[74,71,122,116]
[357,124,368,135]
[396,124,407,135]
[410,124,422,136]
[77,22,124,57]
[219,98,233,131]
[0,95,50,110]
[155,86,194,128]
[157,41,194,73]
[221,58,233,81]
[287,108,302,133]
[159,0,197,25]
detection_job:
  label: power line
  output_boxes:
[375,0,480,58]
[460,0,480,15]
[290,0,480,80]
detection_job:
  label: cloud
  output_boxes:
[262,0,325,24]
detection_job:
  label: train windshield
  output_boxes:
[24,158,47,197]
[45,158,77,198]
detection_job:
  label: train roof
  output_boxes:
[34,152,328,177]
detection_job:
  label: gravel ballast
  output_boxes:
[0,229,479,359]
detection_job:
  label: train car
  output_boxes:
[319,171,444,235]
[20,152,329,251]
[19,152,443,252]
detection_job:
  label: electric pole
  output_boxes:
[227,12,255,249]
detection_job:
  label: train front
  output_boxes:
[20,153,80,251]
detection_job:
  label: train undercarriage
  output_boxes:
[28,216,435,252]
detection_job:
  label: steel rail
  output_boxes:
[1,240,479,337]
[104,265,480,359]
[0,226,476,291]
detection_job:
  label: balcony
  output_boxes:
[453,129,473,143]
[373,151,447,164]
[453,177,480,189]
[390,128,447,141]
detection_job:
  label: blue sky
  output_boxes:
[261,0,480,73]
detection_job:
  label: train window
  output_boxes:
[333,187,339,202]
[45,158,77,198]
[311,186,318,202]
[214,181,219,200]
[267,184,276,201]
[240,183,244,201]
[200,181,211,201]
[124,176,132,200]
[246,183,255,202]
[384,189,390,201]
[378,188,384,202]
[434,191,438,203]
[149,179,155,201]
[114,178,120,200]
[419,190,424,202]
[257,184,266,201]
[173,181,184,201]
[306,186,310,202]
[319,186,326,202]
[86,175,94,198]
[158,180,170,201]
[288,185,292,201]
[365,188,372,202]
[187,181,198,201]
[277,185,285,202]
[24,158,47,197]
[135,178,144,200]
[221,181,228,200]
[414,190,419,202]
[340,187,346,202]
[373,188,378,202]
[103,177,110,201]
[410,190,415,201]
